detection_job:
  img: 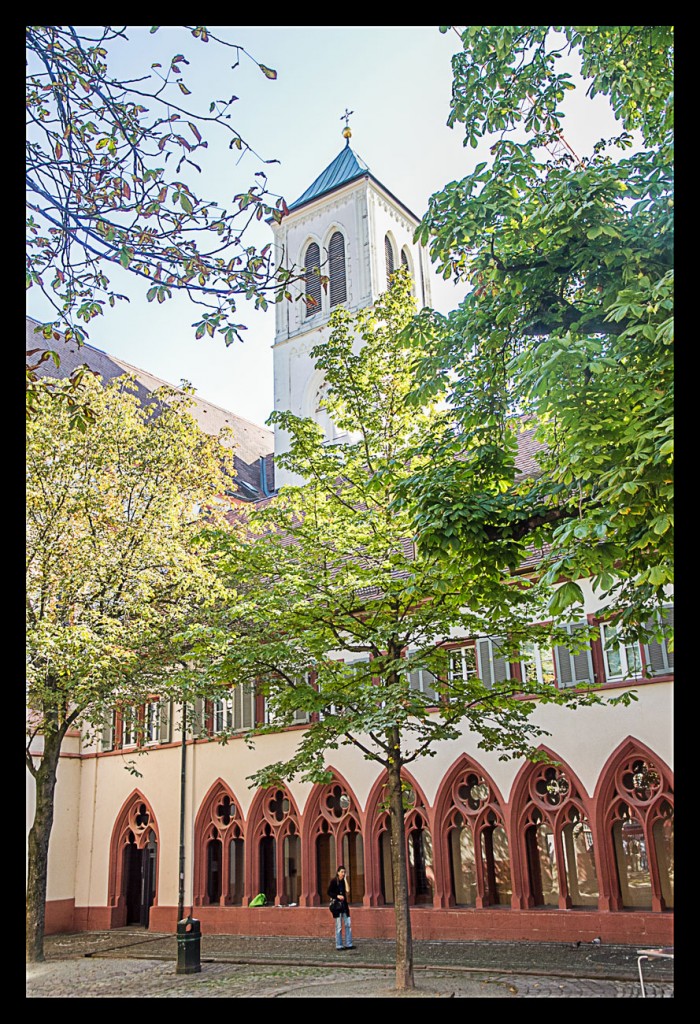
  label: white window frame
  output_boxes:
[405,653,438,704]
[121,707,137,748]
[553,623,595,689]
[600,622,643,682]
[519,641,556,687]
[264,674,312,726]
[144,701,162,744]
[643,604,674,676]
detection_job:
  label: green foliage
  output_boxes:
[25,26,301,408]
[196,271,631,780]
[26,374,235,740]
[26,371,238,958]
[410,26,673,630]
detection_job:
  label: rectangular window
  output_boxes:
[212,696,233,734]
[144,700,171,744]
[448,645,478,683]
[100,710,116,752]
[519,641,556,686]
[406,658,438,704]
[475,637,511,689]
[643,604,674,676]
[553,623,595,689]
[121,707,137,748]
[601,623,643,681]
[265,674,311,726]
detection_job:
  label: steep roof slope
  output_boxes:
[26,317,274,501]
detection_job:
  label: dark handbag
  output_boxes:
[329,898,342,916]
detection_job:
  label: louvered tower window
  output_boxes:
[385,235,395,286]
[304,241,322,318]
[328,231,346,307]
[401,248,408,268]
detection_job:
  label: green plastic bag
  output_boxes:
[249,893,267,907]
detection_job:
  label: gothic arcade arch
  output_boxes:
[594,737,674,912]
[193,778,247,907]
[433,755,510,909]
[509,749,597,911]
[303,770,364,906]
[365,769,435,907]
[107,790,160,927]
[247,784,302,906]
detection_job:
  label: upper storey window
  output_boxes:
[304,241,322,319]
[329,231,346,307]
[385,234,395,287]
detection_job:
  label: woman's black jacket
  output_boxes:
[328,877,350,917]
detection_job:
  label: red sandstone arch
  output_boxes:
[107,790,160,926]
[246,783,301,906]
[192,778,246,907]
[432,754,509,909]
[302,769,364,907]
[593,737,674,912]
[364,768,433,907]
[508,748,593,910]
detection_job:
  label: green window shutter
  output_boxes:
[329,232,346,307]
[554,623,595,688]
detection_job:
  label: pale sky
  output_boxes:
[27,26,622,427]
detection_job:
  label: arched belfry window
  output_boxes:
[385,235,395,287]
[304,241,322,318]
[328,231,346,307]
[400,248,408,269]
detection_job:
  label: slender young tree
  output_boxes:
[192,272,636,991]
[410,26,673,636]
[26,374,235,962]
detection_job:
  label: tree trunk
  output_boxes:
[387,731,414,991]
[26,725,63,962]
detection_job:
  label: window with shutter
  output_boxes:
[328,231,346,307]
[407,664,438,704]
[385,234,395,286]
[643,605,674,676]
[304,241,321,318]
[192,696,206,736]
[101,710,116,752]
[159,700,171,743]
[476,638,510,688]
[233,683,255,730]
[600,622,643,681]
[519,642,556,686]
[554,624,595,689]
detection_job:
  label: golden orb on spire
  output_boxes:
[340,108,354,142]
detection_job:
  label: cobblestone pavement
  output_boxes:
[26,929,674,999]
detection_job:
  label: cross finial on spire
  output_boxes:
[340,108,354,142]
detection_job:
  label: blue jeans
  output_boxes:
[335,912,353,949]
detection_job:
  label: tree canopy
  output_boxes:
[26,26,302,414]
[192,272,635,990]
[26,373,235,960]
[409,26,673,635]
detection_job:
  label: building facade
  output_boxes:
[27,134,674,947]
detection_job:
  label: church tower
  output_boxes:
[269,119,433,488]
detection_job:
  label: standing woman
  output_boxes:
[328,865,355,950]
